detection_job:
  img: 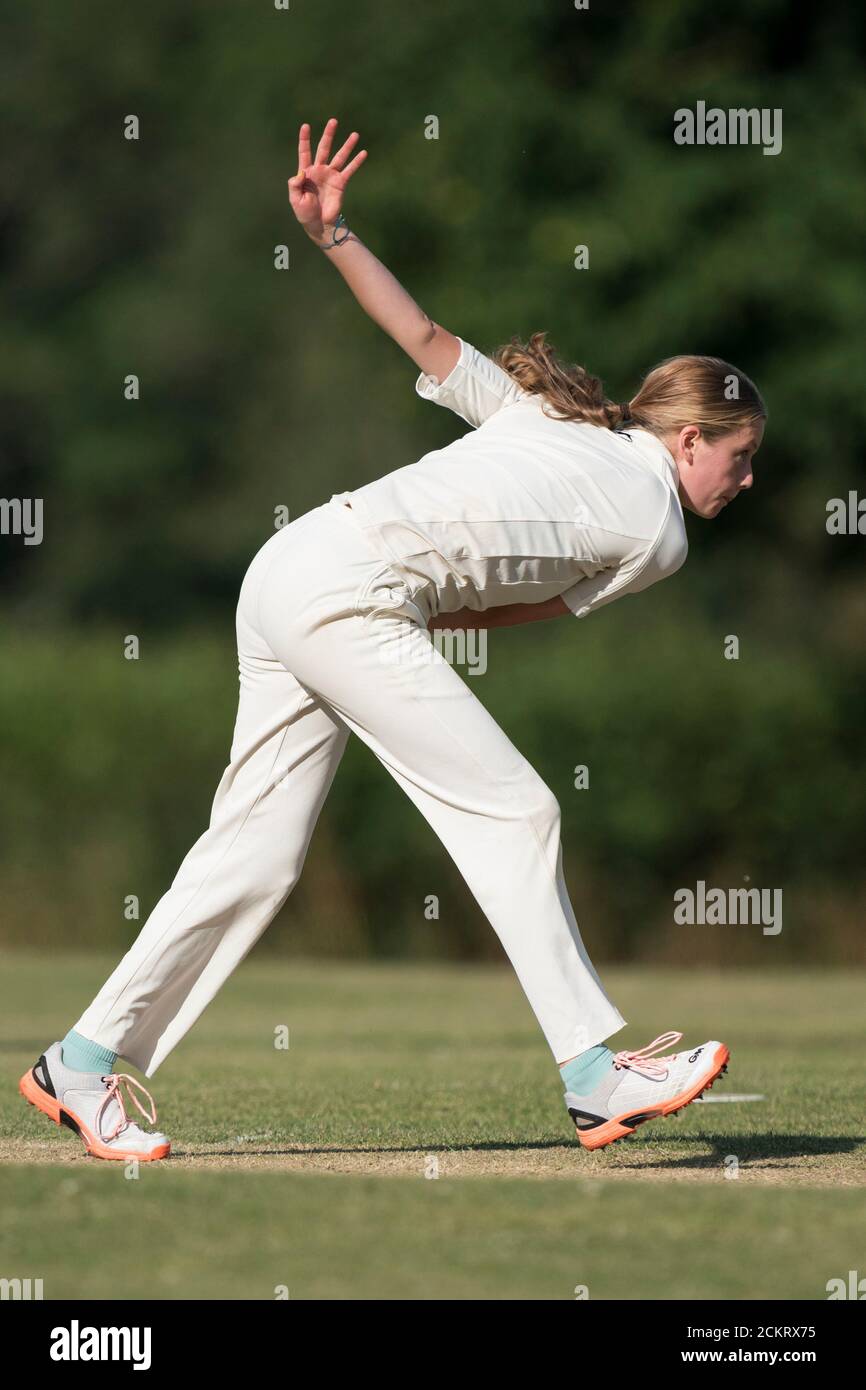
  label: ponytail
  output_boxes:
[492,332,767,441]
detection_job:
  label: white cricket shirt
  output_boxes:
[332,336,688,623]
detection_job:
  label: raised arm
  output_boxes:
[288,118,460,382]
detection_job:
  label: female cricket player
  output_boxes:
[20,118,764,1159]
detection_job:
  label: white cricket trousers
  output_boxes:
[75,497,626,1075]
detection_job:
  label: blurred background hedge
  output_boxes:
[1,1,864,960]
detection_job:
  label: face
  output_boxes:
[668,421,764,519]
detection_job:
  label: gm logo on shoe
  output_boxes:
[688,1049,704,1063]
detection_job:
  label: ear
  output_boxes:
[679,425,701,462]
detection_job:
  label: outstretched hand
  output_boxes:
[288,118,368,242]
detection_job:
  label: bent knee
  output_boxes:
[524,781,561,838]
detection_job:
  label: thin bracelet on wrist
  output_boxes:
[318,212,352,250]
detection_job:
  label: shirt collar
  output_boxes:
[617,427,681,497]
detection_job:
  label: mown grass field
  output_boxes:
[1,951,864,1299]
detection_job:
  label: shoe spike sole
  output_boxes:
[572,1058,730,1150]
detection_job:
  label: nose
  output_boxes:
[739,470,754,491]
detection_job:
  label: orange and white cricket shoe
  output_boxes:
[565,1031,729,1151]
[19,1041,170,1161]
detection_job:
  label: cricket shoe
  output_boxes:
[565,1031,729,1151]
[19,1041,170,1161]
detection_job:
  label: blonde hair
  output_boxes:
[491,332,767,442]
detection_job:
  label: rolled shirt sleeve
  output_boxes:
[415,337,528,427]
[559,502,689,618]
[559,550,652,619]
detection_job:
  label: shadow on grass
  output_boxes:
[166,1133,863,1164]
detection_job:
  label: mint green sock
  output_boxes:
[559,1044,615,1095]
[61,1029,117,1074]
